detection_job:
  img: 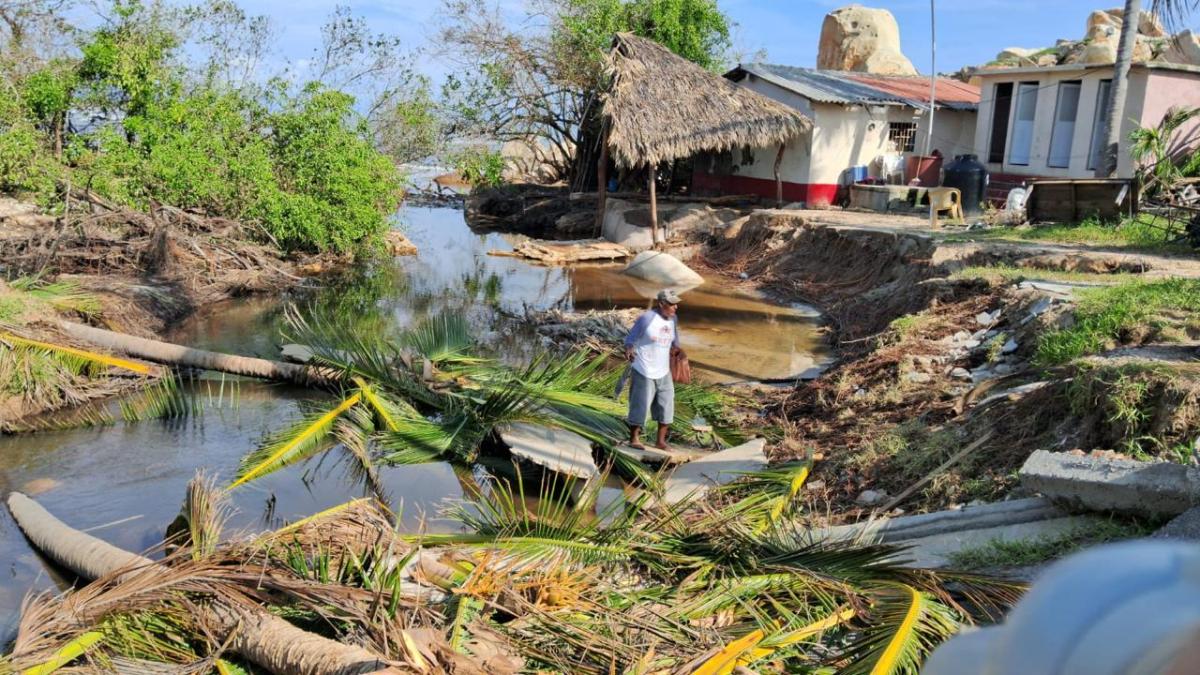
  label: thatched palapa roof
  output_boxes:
[602,33,811,169]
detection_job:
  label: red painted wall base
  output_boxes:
[692,172,839,208]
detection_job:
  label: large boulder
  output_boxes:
[1162,29,1200,66]
[1064,8,1163,65]
[621,251,704,289]
[817,5,917,76]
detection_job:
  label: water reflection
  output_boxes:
[0,206,828,643]
[173,207,828,383]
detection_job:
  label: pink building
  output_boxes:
[971,62,1200,198]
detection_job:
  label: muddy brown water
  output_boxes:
[0,207,828,643]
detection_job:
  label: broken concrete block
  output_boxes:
[621,250,704,288]
[499,422,598,479]
[1154,506,1200,541]
[661,438,767,504]
[1020,450,1200,517]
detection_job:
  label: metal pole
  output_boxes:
[922,0,937,159]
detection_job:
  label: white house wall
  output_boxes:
[973,69,1152,179]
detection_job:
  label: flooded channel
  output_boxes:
[0,206,828,641]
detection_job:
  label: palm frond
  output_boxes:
[332,404,386,496]
[840,585,960,675]
[119,374,196,422]
[712,461,812,533]
[20,630,104,675]
[1,332,155,376]
[693,628,765,675]
[415,475,642,566]
[231,392,363,487]
[402,313,474,363]
[283,306,419,391]
[9,276,102,317]
[748,606,856,659]
[181,472,229,560]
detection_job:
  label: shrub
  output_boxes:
[451,146,507,187]
[263,85,404,253]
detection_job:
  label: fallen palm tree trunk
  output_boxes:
[57,320,331,386]
[6,492,395,675]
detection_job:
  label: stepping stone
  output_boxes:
[616,443,703,466]
[498,423,598,480]
[661,438,768,504]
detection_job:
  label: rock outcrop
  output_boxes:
[1163,30,1200,66]
[817,5,917,76]
[986,7,1196,68]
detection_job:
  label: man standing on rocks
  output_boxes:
[624,289,684,450]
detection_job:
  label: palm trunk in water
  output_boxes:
[6,492,397,675]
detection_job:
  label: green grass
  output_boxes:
[1035,278,1200,365]
[945,215,1191,253]
[0,294,27,323]
[949,264,1138,285]
[888,314,930,338]
[947,518,1155,570]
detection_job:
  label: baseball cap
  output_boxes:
[656,289,682,304]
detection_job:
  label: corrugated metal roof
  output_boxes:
[846,73,980,110]
[732,63,980,111]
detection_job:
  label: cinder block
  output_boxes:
[1020,450,1199,517]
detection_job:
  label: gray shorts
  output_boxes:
[627,369,674,427]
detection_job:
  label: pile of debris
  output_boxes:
[0,191,339,333]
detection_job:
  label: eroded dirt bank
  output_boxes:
[0,195,364,428]
[689,209,1200,520]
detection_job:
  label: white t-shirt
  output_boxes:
[628,310,677,379]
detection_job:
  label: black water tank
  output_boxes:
[943,154,988,216]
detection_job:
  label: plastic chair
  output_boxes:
[928,187,964,226]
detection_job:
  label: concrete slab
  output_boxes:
[661,438,767,504]
[1154,506,1200,541]
[498,423,597,480]
[1019,450,1199,517]
[816,497,1066,544]
[616,443,702,465]
[893,515,1104,568]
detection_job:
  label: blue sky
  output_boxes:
[208,1,1200,78]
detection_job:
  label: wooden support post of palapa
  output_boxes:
[878,432,994,513]
[774,143,786,207]
[595,121,610,238]
[649,163,660,247]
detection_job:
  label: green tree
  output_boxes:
[439,0,733,187]
[258,84,403,253]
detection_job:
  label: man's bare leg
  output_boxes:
[629,425,645,449]
[656,423,670,450]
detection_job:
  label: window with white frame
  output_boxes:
[1009,82,1039,166]
[1088,79,1113,171]
[1048,81,1082,168]
[888,122,918,152]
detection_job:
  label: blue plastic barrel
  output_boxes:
[849,165,868,183]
